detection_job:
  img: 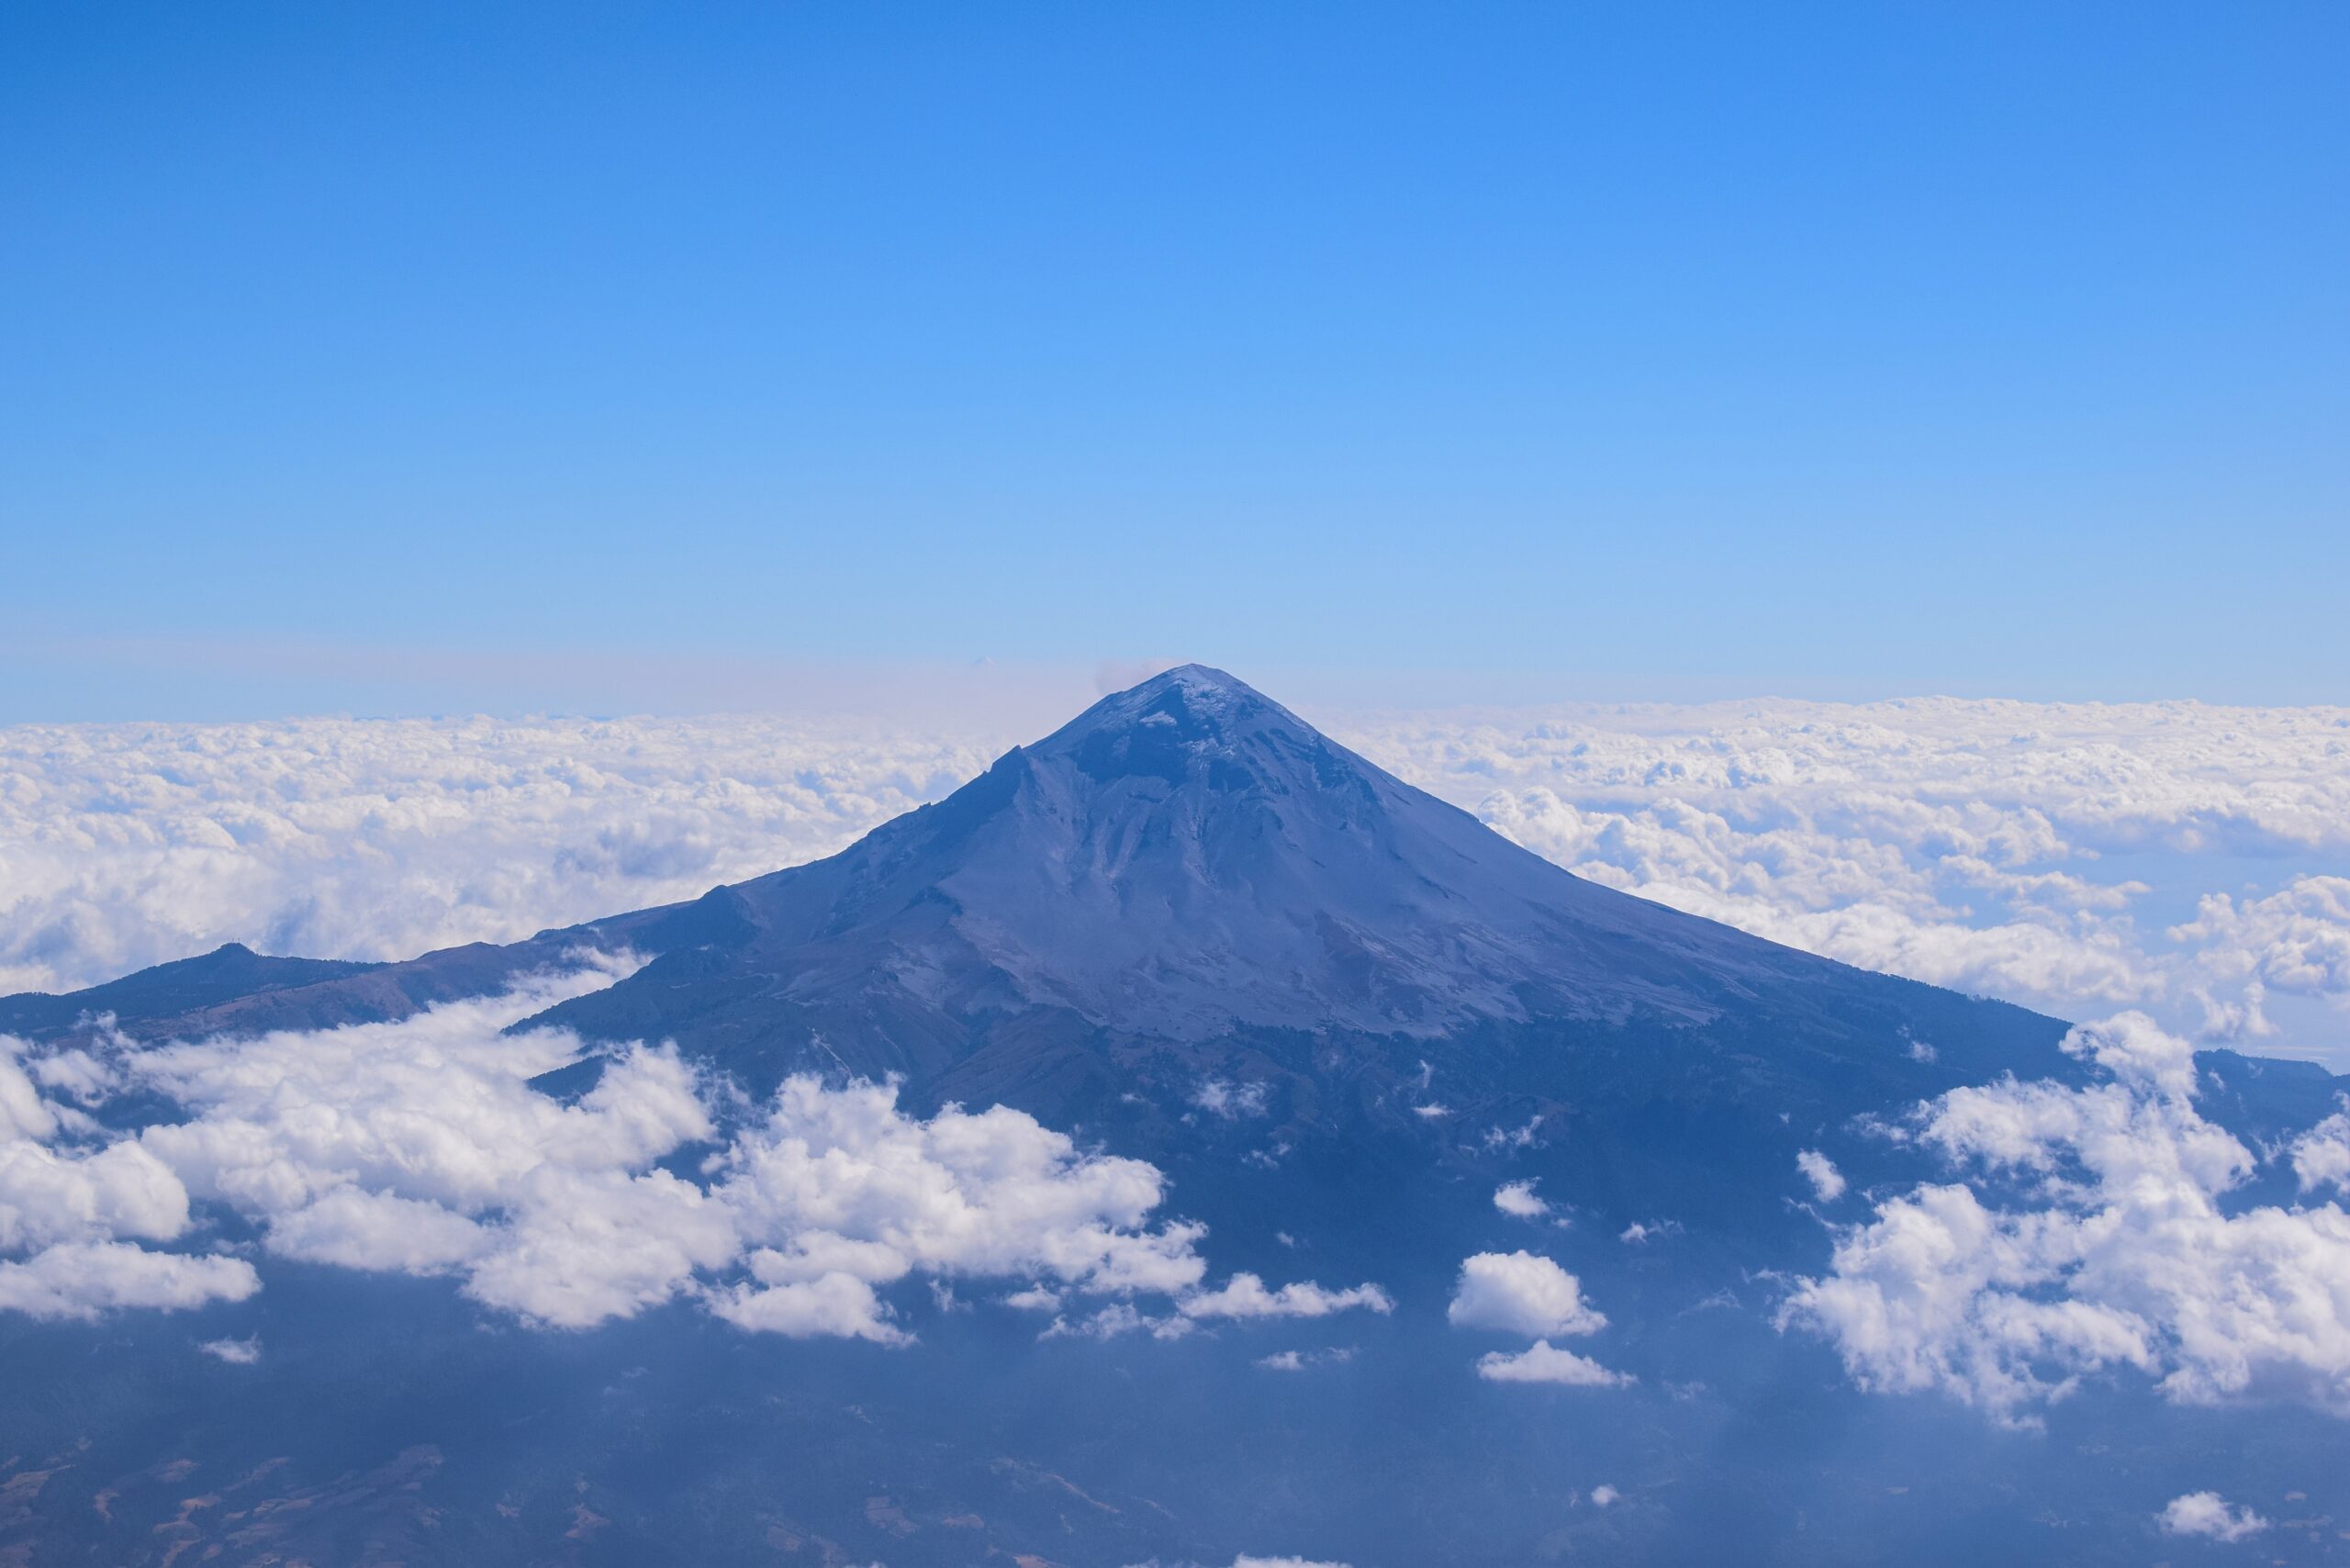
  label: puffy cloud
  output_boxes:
[1000,1283,1064,1311]
[1449,1251,1606,1338]
[2292,1111,2350,1195]
[0,1137,188,1252]
[2170,879,2350,1001]
[1796,1150,1846,1203]
[1777,1182,2155,1423]
[714,1076,1212,1307]
[124,959,737,1328]
[26,1047,117,1104]
[0,1241,257,1319]
[263,1188,489,1275]
[1783,1014,2350,1425]
[1232,1558,1350,1568]
[707,1267,907,1344]
[2158,1492,2269,1541]
[0,1035,234,1319]
[0,965,1378,1344]
[465,1168,737,1329]
[2057,1010,2200,1101]
[1474,1341,1633,1387]
[0,1051,59,1141]
[1589,1484,1620,1506]
[1437,1246,1622,1394]
[199,1336,260,1364]
[1493,1180,1550,1219]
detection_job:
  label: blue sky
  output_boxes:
[3,2,2344,721]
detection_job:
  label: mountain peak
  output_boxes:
[1023,664,1357,799]
[1042,663,1292,750]
[1138,660,1247,690]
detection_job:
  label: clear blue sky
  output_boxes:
[4,2,2344,720]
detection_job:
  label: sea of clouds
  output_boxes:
[4,698,2345,1059]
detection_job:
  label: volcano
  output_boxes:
[528,665,1876,1081]
[35,666,2066,1113]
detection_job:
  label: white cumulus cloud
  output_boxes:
[0,963,1383,1343]
[1452,1251,1631,1387]
[1475,1340,1633,1387]
[1493,1180,1550,1218]
[0,1240,257,1320]
[2293,1110,2350,1195]
[2159,1491,2269,1541]
[0,1035,249,1319]
[1782,1013,2350,1426]
[128,958,733,1329]
[1449,1250,1607,1338]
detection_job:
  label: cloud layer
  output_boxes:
[1344,697,2350,1059]
[6,698,2346,1059]
[0,714,1001,998]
